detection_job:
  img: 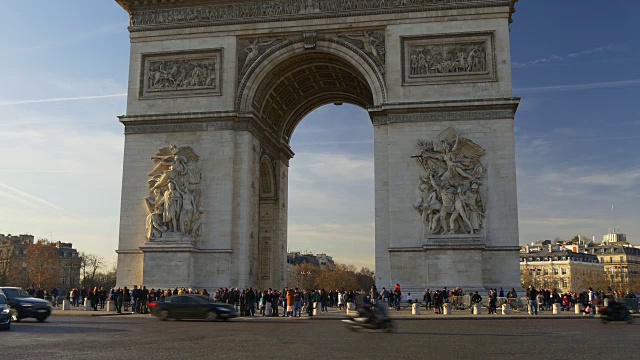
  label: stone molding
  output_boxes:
[124,121,247,134]
[139,245,234,253]
[139,48,223,99]
[401,32,496,86]
[372,108,515,125]
[123,0,512,30]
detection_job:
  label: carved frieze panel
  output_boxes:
[129,0,500,28]
[402,32,496,85]
[412,127,486,238]
[140,49,222,99]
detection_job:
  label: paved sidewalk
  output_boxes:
[51,306,639,320]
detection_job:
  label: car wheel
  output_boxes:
[158,310,170,321]
[0,323,9,331]
[206,311,218,321]
[9,309,19,322]
[36,315,48,322]
[383,321,396,333]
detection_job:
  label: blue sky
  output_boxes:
[0,1,639,269]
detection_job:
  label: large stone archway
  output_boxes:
[115,0,521,293]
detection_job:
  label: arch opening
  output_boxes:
[240,38,384,146]
[253,51,375,144]
[286,104,376,273]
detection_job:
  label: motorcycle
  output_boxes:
[600,301,633,324]
[342,303,395,332]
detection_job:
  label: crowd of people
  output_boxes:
[23,283,637,317]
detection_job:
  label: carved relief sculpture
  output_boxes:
[145,145,203,242]
[339,31,386,73]
[130,0,486,27]
[413,127,486,236]
[140,50,222,98]
[402,32,495,85]
[240,38,283,75]
[409,43,486,76]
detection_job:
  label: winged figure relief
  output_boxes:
[413,128,486,236]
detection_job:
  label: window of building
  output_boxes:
[553,268,558,275]
[609,257,613,263]
[620,256,624,262]
[543,269,549,275]
[561,268,567,275]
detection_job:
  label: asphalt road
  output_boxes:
[0,315,637,360]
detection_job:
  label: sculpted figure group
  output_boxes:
[145,145,203,241]
[410,43,486,76]
[148,58,217,91]
[413,127,485,236]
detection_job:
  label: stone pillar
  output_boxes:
[575,303,583,314]
[106,300,116,312]
[346,302,356,314]
[313,302,321,316]
[412,303,421,315]
[552,303,560,314]
[473,303,482,315]
[603,298,610,307]
[84,298,91,311]
[62,300,70,311]
[443,303,452,315]
[501,303,510,315]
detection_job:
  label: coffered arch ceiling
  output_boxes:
[250,52,374,144]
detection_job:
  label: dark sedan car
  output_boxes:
[0,293,10,330]
[150,295,238,321]
[0,287,52,322]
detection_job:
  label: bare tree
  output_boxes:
[80,253,106,288]
[287,263,319,290]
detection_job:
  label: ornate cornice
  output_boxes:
[371,98,519,125]
[115,0,513,31]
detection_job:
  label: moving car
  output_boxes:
[0,293,10,330]
[150,294,238,321]
[0,287,52,322]
[600,300,633,324]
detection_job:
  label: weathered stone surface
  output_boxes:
[114,0,521,293]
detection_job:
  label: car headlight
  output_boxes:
[1,308,9,314]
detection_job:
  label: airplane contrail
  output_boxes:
[0,183,65,211]
[0,93,127,106]
[515,79,640,94]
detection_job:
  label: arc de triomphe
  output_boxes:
[115,0,521,293]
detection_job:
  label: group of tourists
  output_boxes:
[524,285,636,315]
[32,282,636,318]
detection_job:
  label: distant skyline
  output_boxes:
[1,1,639,270]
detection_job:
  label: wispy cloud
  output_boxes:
[513,44,631,68]
[514,79,640,94]
[0,93,126,106]
[0,183,65,212]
